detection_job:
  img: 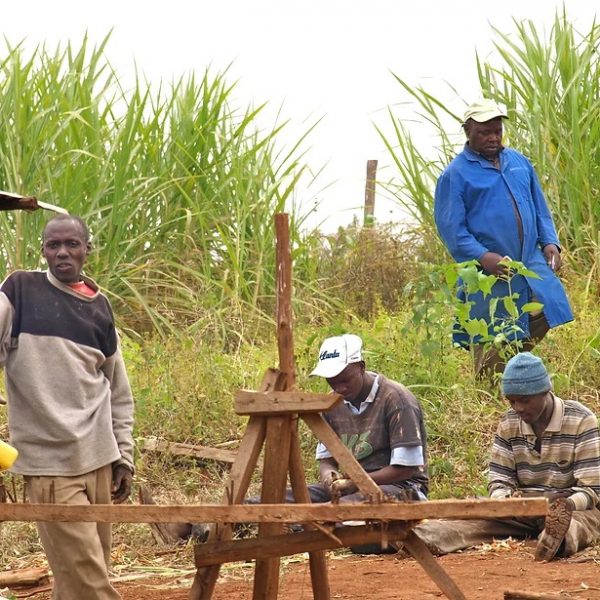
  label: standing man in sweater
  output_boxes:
[0,214,135,600]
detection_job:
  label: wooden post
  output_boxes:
[402,531,467,600]
[288,424,330,599]
[253,214,330,599]
[252,416,293,599]
[363,159,377,226]
[274,213,329,598]
[274,213,294,390]
[251,213,294,599]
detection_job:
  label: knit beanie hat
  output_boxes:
[502,352,552,396]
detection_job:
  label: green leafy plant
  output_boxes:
[407,259,544,368]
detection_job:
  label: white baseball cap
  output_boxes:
[310,334,363,378]
[463,98,508,124]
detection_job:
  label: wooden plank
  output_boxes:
[289,426,329,600]
[504,593,570,600]
[140,438,238,464]
[302,413,383,501]
[253,415,293,600]
[194,522,411,566]
[190,415,267,600]
[235,390,342,415]
[274,213,294,388]
[219,416,266,505]
[0,567,49,587]
[402,529,467,600]
[0,498,548,523]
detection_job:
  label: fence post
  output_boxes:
[364,159,377,226]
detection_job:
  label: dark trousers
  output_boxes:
[413,506,600,557]
[474,312,550,376]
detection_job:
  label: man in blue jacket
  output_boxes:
[434,98,573,374]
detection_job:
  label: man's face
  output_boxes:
[42,219,90,284]
[326,362,364,403]
[466,117,504,159]
[505,391,551,425]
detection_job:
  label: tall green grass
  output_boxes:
[478,12,600,282]
[379,12,600,281]
[0,35,322,342]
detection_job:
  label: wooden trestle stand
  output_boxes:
[189,213,468,600]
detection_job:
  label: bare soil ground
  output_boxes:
[8,542,600,600]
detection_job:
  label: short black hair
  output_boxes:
[42,214,90,243]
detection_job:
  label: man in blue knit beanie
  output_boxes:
[413,352,600,561]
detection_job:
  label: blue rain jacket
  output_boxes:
[434,144,573,346]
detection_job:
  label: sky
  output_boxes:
[3,0,598,231]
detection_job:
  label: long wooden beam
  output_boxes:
[0,498,547,523]
[234,390,342,415]
[194,522,411,566]
[140,438,238,464]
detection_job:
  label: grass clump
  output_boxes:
[305,220,424,320]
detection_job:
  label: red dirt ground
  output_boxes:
[116,552,600,600]
[8,543,600,599]
[115,550,600,600]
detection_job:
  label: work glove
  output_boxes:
[112,464,134,504]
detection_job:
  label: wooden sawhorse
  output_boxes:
[190,213,469,600]
[189,373,475,600]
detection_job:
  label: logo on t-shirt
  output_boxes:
[340,432,373,460]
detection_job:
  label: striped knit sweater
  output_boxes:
[488,394,600,511]
[0,270,134,476]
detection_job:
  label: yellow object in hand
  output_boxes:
[0,439,18,470]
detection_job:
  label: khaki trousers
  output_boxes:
[25,464,121,600]
[413,507,600,557]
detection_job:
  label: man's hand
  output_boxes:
[322,469,343,492]
[112,465,133,504]
[512,489,572,505]
[330,478,358,497]
[543,244,561,272]
[479,252,511,277]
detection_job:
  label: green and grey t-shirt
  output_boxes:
[316,373,428,494]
